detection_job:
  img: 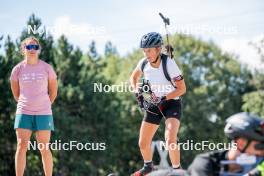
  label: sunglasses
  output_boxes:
[25,44,39,50]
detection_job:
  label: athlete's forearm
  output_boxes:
[11,81,20,102]
[166,88,186,100]
[130,69,142,93]
[48,85,57,104]
[49,92,57,104]
[48,79,58,104]
[13,94,19,102]
[130,77,139,93]
[12,91,19,102]
[166,80,186,99]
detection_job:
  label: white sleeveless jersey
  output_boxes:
[136,57,182,99]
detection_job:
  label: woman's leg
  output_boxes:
[165,118,181,168]
[15,128,32,176]
[35,130,53,176]
[138,121,159,161]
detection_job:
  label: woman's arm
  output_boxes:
[48,79,58,104]
[166,79,186,100]
[130,68,142,93]
[10,80,20,102]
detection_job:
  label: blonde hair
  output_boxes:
[20,36,41,55]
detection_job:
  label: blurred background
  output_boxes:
[0,0,263,175]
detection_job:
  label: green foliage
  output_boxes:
[242,40,264,118]
[242,91,264,117]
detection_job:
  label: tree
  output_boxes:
[104,41,117,57]
[242,38,264,117]
[88,40,98,59]
[0,35,20,175]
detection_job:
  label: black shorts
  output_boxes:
[143,99,182,125]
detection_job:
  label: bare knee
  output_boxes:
[138,139,151,150]
[166,137,178,149]
[16,139,29,153]
[39,148,51,157]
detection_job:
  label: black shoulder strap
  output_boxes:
[161,54,171,82]
[141,58,148,72]
[161,54,176,88]
[141,55,176,88]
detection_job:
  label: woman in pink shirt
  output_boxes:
[10,36,58,176]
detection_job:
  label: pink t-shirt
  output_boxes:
[10,59,57,115]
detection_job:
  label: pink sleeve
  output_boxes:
[10,66,20,81]
[47,65,57,80]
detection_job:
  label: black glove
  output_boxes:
[153,96,167,107]
[135,93,144,109]
[142,96,167,115]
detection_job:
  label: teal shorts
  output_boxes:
[14,114,54,131]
